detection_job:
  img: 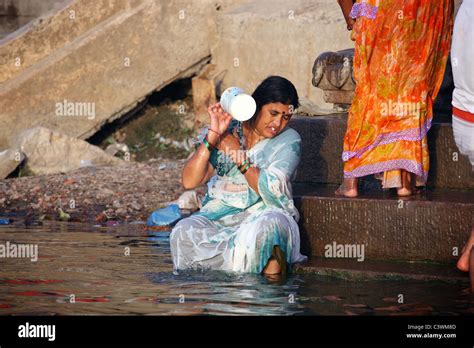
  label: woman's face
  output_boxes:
[253,103,293,138]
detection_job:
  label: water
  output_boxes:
[0,220,473,316]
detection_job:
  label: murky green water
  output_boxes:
[0,219,472,316]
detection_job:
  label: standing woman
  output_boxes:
[170,76,307,275]
[336,0,454,197]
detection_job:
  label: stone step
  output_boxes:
[289,114,474,190]
[294,257,468,283]
[293,183,474,263]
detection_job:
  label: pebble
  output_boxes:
[130,201,142,211]
[0,160,205,224]
[115,208,128,216]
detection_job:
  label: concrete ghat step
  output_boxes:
[289,114,474,190]
[293,183,474,263]
[294,258,468,283]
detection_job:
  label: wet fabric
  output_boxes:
[452,0,474,169]
[344,0,454,188]
[170,120,307,273]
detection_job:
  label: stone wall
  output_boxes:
[0,0,66,16]
[0,0,68,39]
[211,0,353,110]
[212,0,464,111]
[0,0,464,151]
[0,0,242,150]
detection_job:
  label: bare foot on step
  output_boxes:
[335,178,359,198]
[457,228,474,272]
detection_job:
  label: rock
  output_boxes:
[105,143,130,157]
[0,0,230,150]
[0,149,25,179]
[160,137,172,146]
[10,127,124,176]
[192,64,217,128]
[177,190,202,211]
[114,130,127,143]
[115,208,127,216]
[82,198,93,205]
[130,201,142,211]
[312,49,355,106]
[0,156,186,224]
[297,97,338,116]
[182,139,193,151]
[96,188,115,199]
[182,114,196,131]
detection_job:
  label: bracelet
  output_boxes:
[206,131,220,148]
[238,158,249,171]
[208,129,222,137]
[202,136,216,152]
[240,162,252,175]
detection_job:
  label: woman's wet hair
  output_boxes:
[249,75,299,127]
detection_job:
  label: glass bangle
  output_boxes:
[202,137,214,152]
[240,162,252,174]
[238,159,248,171]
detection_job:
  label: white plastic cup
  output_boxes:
[220,87,257,122]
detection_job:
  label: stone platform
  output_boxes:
[290,115,474,190]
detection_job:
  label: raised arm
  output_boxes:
[337,0,356,30]
[181,103,232,190]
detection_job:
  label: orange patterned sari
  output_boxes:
[343,0,454,188]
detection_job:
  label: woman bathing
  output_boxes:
[170,76,307,275]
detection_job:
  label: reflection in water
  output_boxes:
[0,220,472,315]
[147,270,306,315]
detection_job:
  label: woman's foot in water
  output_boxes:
[263,258,281,275]
[263,246,287,275]
[335,178,359,198]
[397,170,413,197]
[457,229,474,272]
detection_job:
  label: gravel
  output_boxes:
[0,158,206,224]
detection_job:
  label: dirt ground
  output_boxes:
[0,94,207,225]
[0,158,206,225]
